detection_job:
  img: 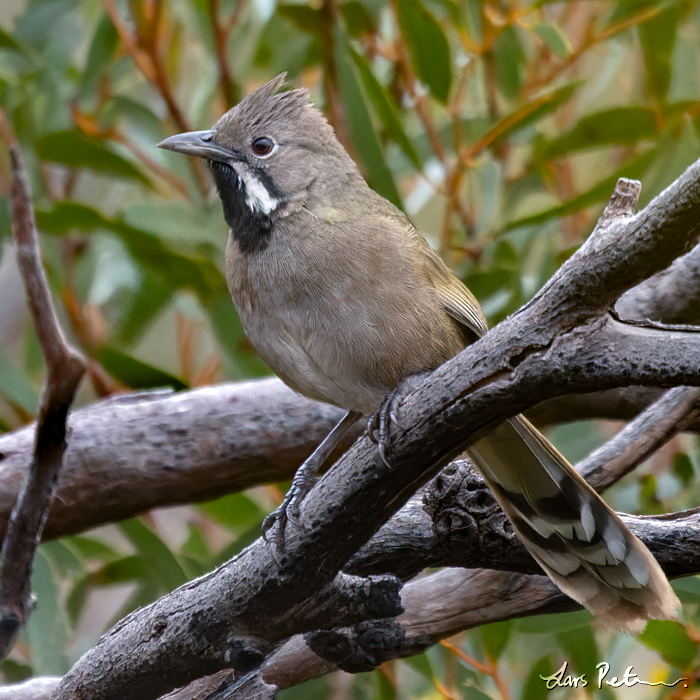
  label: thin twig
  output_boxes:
[208,0,241,109]
[0,146,87,660]
[580,385,700,492]
[100,0,209,196]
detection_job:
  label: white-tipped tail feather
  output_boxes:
[468,416,679,632]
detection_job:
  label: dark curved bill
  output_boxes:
[158,130,235,165]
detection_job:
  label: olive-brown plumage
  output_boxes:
[159,74,679,631]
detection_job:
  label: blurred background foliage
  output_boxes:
[1,0,700,697]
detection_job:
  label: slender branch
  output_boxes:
[0,147,86,660]
[578,385,700,491]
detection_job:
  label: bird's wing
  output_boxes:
[404,222,488,341]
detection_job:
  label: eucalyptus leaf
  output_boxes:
[638,620,697,669]
[119,519,189,590]
[0,342,38,415]
[96,346,187,391]
[36,131,151,186]
[395,0,452,103]
[334,31,402,207]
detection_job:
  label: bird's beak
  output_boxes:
[158,130,233,165]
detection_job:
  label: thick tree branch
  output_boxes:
[0,376,698,547]
[617,243,700,324]
[0,245,697,547]
[47,165,700,700]
[0,181,695,550]
[0,381,352,541]
[0,148,86,659]
[172,388,700,699]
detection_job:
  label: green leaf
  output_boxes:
[462,686,495,700]
[115,271,176,346]
[123,201,225,250]
[672,577,700,603]
[503,148,658,233]
[341,1,375,36]
[96,347,187,391]
[277,5,323,34]
[26,551,70,675]
[538,107,658,160]
[349,48,422,169]
[35,131,151,186]
[334,31,402,207]
[374,667,397,700]
[638,620,697,669]
[0,343,38,415]
[395,0,452,103]
[556,625,598,675]
[516,610,593,634]
[181,523,212,563]
[477,82,583,151]
[0,659,32,684]
[119,519,189,590]
[401,649,435,681]
[198,492,262,530]
[673,453,693,487]
[463,268,514,303]
[103,96,165,136]
[254,14,317,76]
[66,535,120,562]
[638,6,679,101]
[78,14,119,101]
[39,540,82,579]
[35,201,228,297]
[533,22,572,59]
[522,656,555,700]
[0,197,10,244]
[481,619,512,660]
[88,555,151,585]
[0,25,37,60]
[493,27,524,100]
[640,473,657,505]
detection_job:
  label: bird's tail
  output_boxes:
[468,415,679,632]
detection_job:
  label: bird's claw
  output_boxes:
[367,387,406,467]
[261,480,314,549]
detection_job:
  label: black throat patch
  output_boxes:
[210,162,279,255]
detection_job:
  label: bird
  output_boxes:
[159,73,679,631]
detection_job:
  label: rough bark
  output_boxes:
[0,147,86,659]
[0,248,698,549]
[41,161,700,700]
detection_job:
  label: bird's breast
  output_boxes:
[223,223,466,413]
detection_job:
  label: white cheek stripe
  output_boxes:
[236,165,279,215]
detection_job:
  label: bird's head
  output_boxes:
[158,74,357,221]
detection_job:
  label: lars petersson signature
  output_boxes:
[540,662,690,689]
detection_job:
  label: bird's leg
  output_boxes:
[262,410,362,547]
[367,372,430,466]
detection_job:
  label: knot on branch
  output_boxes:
[301,573,404,631]
[424,461,512,555]
[596,177,641,230]
[305,619,407,673]
[223,637,267,674]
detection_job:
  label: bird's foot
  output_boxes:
[367,373,428,467]
[262,410,363,550]
[367,388,402,467]
[261,475,316,550]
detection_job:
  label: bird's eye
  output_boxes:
[252,137,275,157]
